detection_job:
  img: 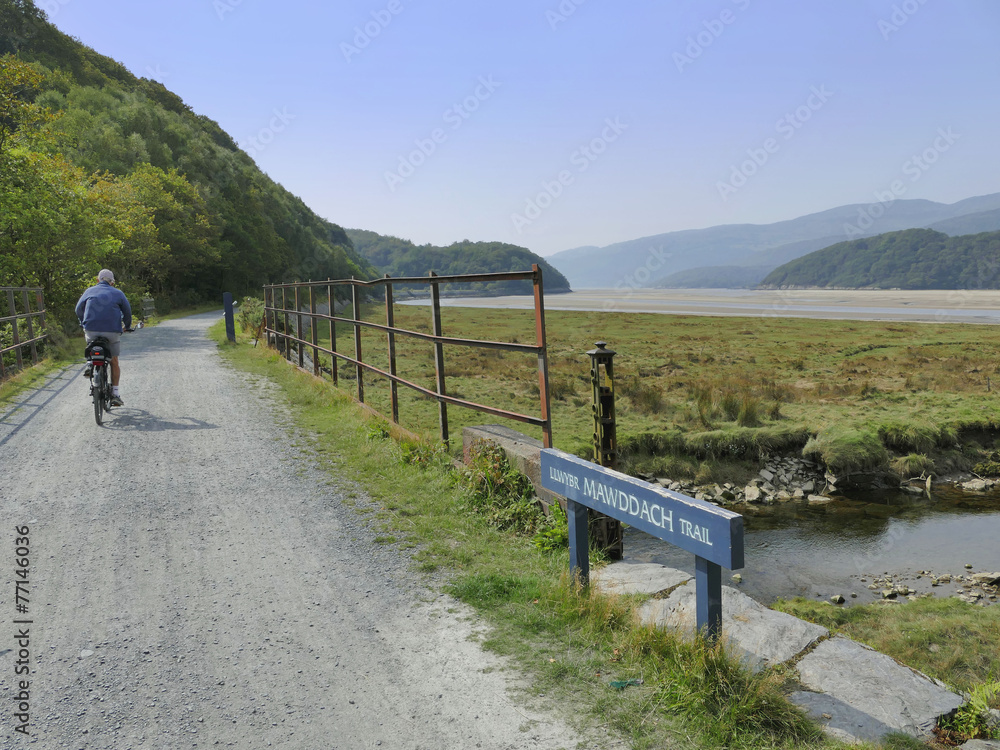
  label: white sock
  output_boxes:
[113,387,120,397]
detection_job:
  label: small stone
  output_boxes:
[759,469,775,482]
[882,589,897,599]
[965,563,974,569]
[800,480,816,493]
[831,594,845,604]
[808,494,833,504]
[732,574,743,583]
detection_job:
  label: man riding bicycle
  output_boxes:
[76,269,132,407]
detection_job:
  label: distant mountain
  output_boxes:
[548,193,1000,289]
[759,229,1000,289]
[927,208,1000,237]
[655,266,774,289]
[346,229,571,295]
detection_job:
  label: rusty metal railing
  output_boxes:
[263,266,552,448]
[0,287,46,380]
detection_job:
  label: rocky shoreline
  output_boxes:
[637,458,1000,608]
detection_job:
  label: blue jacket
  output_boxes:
[75,281,132,332]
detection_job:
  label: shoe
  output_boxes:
[83,365,93,378]
[110,395,124,407]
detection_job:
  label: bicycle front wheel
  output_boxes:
[93,367,104,426]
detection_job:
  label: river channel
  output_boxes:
[623,485,1000,606]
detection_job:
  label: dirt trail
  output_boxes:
[0,313,618,749]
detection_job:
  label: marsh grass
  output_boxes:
[277,304,1000,480]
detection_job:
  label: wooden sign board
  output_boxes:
[541,448,745,639]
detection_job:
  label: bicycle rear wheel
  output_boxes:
[93,367,104,426]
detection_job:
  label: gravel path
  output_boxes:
[0,313,618,749]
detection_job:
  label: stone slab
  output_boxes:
[960,741,1000,750]
[792,636,964,743]
[639,583,827,672]
[591,562,692,596]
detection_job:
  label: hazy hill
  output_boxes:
[926,208,1000,237]
[653,266,773,289]
[549,194,1000,289]
[347,230,571,295]
[1,0,375,318]
[760,229,1000,289]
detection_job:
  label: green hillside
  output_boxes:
[1,0,375,323]
[347,229,572,295]
[760,228,1000,289]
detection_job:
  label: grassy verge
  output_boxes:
[208,317,926,750]
[0,327,80,406]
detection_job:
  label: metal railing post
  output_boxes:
[295,285,304,369]
[7,289,22,371]
[328,283,338,386]
[22,290,38,365]
[532,265,552,449]
[282,287,291,361]
[429,272,449,446]
[385,275,399,424]
[352,279,364,403]
[310,285,319,376]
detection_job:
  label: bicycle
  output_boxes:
[84,329,134,425]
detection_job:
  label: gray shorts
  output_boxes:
[85,331,122,358]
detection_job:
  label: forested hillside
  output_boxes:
[347,229,572,295]
[760,229,1000,289]
[1,0,375,325]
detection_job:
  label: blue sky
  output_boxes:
[44,0,1000,256]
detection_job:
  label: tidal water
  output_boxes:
[623,486,1000,606]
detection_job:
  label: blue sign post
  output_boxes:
[540,448,744,641]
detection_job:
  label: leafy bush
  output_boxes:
[938,680,1000,743]
[532,502,569,552]
[237,296,267,341]
[460,439,543,534]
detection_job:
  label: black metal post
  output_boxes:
[587,341,623,559]
[223,292,236,342]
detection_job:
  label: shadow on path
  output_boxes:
[0,367,79,449]
[102,408,218,432]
